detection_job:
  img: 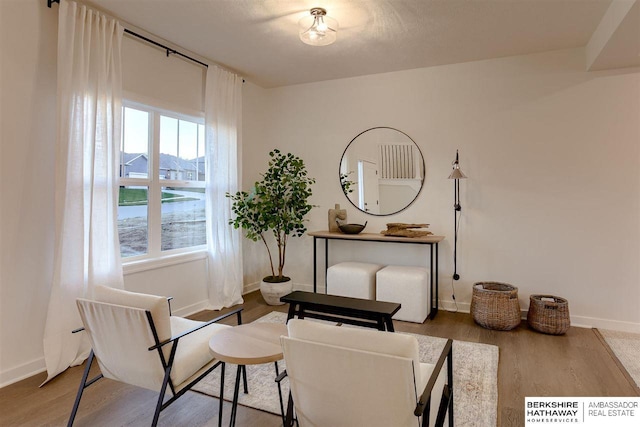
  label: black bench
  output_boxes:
[280,291,401,332]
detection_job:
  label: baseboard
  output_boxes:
[293,283,315,292]
[424,300,640,333]
[172,300,211,318]
[243,281,260,294]
[567,315,640,333]
[517,309,640,332]
[0,357,46,389]
[438,299,471,313]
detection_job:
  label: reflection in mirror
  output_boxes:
[340,127,424,216]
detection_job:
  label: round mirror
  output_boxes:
[339,127,425,216]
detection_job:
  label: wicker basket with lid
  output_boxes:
[471,282,521,330]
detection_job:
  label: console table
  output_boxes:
[308,231,444,319]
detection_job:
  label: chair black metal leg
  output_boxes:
[219,362,225,427]
[274,362,286,426]
[229,365,242,427]
[68,350,97,427]
[284,391,295,427]
[152,365,173,427]
[421,397,431,427]
[435,385,452,427]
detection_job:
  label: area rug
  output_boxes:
[193,311,499,426]
[597,328,640,391]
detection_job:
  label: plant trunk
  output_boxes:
[260,233,276,277]
[275,229,284,280]
[279,234,287,280]
[277,237,284,279]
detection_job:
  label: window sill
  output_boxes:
[123,250,208,275]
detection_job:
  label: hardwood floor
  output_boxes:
[0,290,636,427]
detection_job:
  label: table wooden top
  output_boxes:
[308,230,445,244]
[208,323,288,365]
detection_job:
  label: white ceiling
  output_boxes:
[88,0,640,88]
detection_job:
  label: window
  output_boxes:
[118,103,206,260]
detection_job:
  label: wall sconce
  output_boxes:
[448,150,467,280]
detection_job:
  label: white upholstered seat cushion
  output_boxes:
[169,316,229,387]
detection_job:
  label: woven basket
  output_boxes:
[471,282,521,330]
[527,295,570,335]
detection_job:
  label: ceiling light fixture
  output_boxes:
[299,7,338,46]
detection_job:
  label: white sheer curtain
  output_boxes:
[204,66,244,309]
[42,0,124,384]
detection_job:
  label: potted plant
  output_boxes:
[226,149,315,305]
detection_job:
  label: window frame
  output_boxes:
[119,99,207,267]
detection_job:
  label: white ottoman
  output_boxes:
[326,262,384,300]
[376,265,430,323]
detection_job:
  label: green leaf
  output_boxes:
[226,149,315,276]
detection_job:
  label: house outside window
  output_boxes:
[118,102,206,260]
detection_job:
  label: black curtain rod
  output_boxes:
[47,0,209,69]
[123,29,208,68]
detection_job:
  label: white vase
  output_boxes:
[260,277,293,305]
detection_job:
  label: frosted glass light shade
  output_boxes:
[299,8,338,46]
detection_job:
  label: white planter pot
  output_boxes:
[260,277,293,305]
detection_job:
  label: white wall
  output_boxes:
[123,257,209,317]
[122,34,205,114]
[243,48,640,332]
[238,81,275,289]
[0,0,59,387]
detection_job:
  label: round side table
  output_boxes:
[209,322,288,426]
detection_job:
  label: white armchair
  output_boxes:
[68,285,242,427]
[280,319,453,427]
